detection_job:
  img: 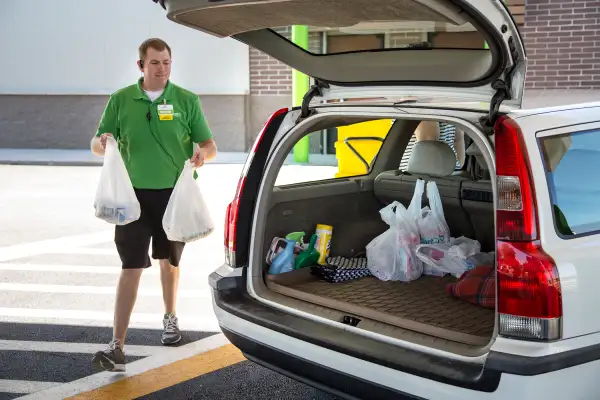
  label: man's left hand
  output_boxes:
[190,147,206,168]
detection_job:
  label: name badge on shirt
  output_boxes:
[157,104,174,121]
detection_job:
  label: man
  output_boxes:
[90,38,217,372]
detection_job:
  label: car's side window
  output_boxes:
[540,128,600,237]
[274,119,394,187]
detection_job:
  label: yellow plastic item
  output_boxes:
[335,119,393,178]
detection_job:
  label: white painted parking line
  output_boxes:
[0,308,220,331]
[0,283,210,298]
[0,231,113,262]
[47,247,116,256]
[0,339,169,357]
[0,263,123,274]
[0,379,60,394]
[17,333,230,400]
[0,263,207,276]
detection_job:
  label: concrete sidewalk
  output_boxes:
[0,149,249,166]
[0,149,337,167]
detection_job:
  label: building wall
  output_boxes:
[522,0,600,90]
[0,0,249,151]
[520,0,600,107]
[0,94,247,151]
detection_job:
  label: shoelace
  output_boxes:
[164,316,179,333]
[106,339,121,352]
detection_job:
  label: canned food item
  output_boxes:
[315,224,333,265]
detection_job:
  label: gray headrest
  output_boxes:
[406,141,456,177]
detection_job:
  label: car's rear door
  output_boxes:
[156,0,527,113]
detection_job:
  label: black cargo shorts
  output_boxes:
[114,188,185,269]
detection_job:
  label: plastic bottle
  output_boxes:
[315,224,333,265]
[294,234,320,270]
[268,239,296,275]
[285,231,305,246]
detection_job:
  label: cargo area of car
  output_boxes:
[265,267,495,347]
[249,114,498,357]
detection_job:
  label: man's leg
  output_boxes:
[159,258,182,345]
[93,190,152,371]
[113,268,145,345]
[159,259,180,316]
[92,268,144,372]
[151,188,186,345]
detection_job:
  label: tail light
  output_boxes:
[495,115,562,341]
[224,177,246,267]
[224,108,288,267]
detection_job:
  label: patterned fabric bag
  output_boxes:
[312,256,372,283]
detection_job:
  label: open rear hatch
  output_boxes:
[156,0,526,120]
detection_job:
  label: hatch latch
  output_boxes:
[480,79,511,135]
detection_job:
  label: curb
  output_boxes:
[0,160,249,167]
[0,160,104,167]
[0,150,339,167]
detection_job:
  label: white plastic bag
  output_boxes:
[406,179,451,276]
[407,178,426,222]
[162,161,214,243]
[416,236,481,278]
[420,181,451,244]
[366,201,423,282]
[407,179,450,244]
[93,137,141,225]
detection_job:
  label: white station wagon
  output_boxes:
[154,0,600,398]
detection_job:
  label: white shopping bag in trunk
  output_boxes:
[416,236,481,278]
[93,137,141,225]
[162,161,214,243]
[422,181,451,243]
[408,179,450,245]
[407,179,451,276]
[366,201,423,282]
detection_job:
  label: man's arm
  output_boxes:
[91,136,105,156]
[91,133,114,156]
[197,138,217,161]
[453,128,466,168]
[189,96,216,167]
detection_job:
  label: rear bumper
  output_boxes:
[210,267,600,398]
[221,326,421,400]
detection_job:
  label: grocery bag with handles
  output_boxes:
[93,136,141,225]
[407,178,451,276]
[162,160,214,243]
[366,201,423,282]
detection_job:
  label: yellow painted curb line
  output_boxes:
[66,344,246,400]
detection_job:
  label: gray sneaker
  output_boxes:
[92,339,126,372]
[162,314,182,345]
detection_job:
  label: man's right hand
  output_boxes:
[100,133,114,150]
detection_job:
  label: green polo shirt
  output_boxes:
[95,78,213,189]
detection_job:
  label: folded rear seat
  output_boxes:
[374,140,476,240]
